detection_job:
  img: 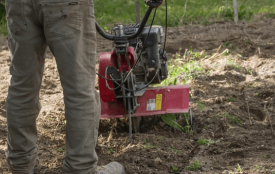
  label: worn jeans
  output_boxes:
[5,0,100,173]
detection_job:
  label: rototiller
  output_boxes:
[96,0,190,140]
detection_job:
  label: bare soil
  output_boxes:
[1,19,275,174]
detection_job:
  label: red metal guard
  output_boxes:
[100,85,189,119]
[98,47,136,103]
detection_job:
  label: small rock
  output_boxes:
[154,157,162,164]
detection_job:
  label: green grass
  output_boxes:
[157,50,204,86]
[197,101,205,110]
[0,2,7,36]
[185,161,202,171]
[237,164,243,172]
[168,147,181,154]
[223,113,242,126]
[1,0,275,35]
[198,138,219,146]
[94,0,275,29]
[228,96,235,102]
[170,166,178,172]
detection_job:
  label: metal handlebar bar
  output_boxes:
[95,7,154,41]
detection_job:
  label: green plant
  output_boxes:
[170,166,178,172]
[160,59,204,86]
[158,136,165,142]
[237,164,243,172]
[223,41,231,47]
[198,138,219,146]
[168,147,181,154]
[143,143,152,148]
[185,161,202,171]
[109,148,114,154]
[57,148,65,152]
[226,58,241,70]
[153,145,159,150]
[228,96,235,102]
[161,114,185,132]
[197,101,205,110]
[224,113,242,126]
[181,113,192,133]
[255,165,262,170]
[262,154,271,159]
[0,1,8,36]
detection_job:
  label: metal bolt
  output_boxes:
[167,89,170,92]
[152,60,156,63]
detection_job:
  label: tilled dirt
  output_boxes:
[1,19,275,174]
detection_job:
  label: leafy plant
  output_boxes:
[197,101,205,110]
[0,1,8,36]
[198,138,219,146]
[262,154,271,159]
[153,145,159,150]
[57,148,65,152]
[182,113,192,133]
[168,147,181,154]
[109,148,114,154]
[228,96,235,102]
[170,166,178,172]
[143,143,152,148]
[158,136,165,142]
[255,165,262,170]
[237,164,243,172]
[161,114,185,132]
[226,58,241,70]
[223,41,231,47]
[185,161,202,171]
[224,113,242,126]
[156,50,204,87]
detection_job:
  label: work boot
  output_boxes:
[28,158,41,174]
[98,162,125,174]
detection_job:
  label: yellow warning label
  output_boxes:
[156,94,162,110]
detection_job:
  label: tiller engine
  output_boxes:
[96,1,189,141]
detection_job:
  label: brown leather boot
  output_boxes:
[98,162,125,174]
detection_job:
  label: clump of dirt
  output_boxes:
[1,20,275,174]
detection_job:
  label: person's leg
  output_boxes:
[5,0,47,173]
[37,0,100,173]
